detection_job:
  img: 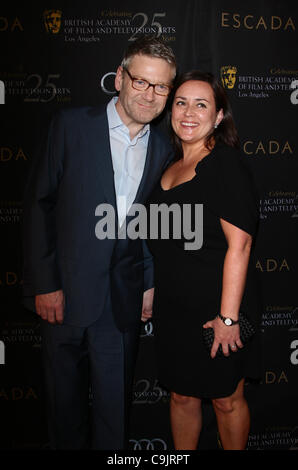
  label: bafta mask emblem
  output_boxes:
[220,66,237,89]
[43,10,62,34]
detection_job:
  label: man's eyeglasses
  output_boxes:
[123,67,172,96]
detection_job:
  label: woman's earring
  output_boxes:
[214,124,218,129]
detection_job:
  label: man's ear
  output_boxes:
[114,66,124,92]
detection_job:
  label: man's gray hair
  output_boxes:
[121,36,176,75]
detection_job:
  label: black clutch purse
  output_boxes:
[202,312,255,358]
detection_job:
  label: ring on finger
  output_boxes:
[230,344,237,350]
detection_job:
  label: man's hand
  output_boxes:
[35,289,65,324]
[141,288,154,322]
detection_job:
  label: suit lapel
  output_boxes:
[85,109,166,229]
[85,107,117,213]
[133,129,162,205]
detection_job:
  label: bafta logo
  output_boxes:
[43,9,62,34]
[220,66,237,89]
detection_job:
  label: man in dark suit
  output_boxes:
[23,36,176,450]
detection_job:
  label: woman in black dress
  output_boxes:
[147,71,260,450]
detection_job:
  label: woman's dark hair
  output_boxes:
[168,70,240,160]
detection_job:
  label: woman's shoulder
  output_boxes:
[213,143,259,200]
[212,143,243,163]
[210,143,250,176]
[207,145,259,235]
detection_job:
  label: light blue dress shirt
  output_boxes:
[107,97,150,227]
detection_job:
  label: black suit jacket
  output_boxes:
[23,105,173,330]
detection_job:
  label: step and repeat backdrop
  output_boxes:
[0,0,297,450]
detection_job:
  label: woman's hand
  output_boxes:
[202,218,252,359]
[203,316,243,358]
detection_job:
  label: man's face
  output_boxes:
[114,54,175,129]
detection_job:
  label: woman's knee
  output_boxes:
[212,396,234,414]
[171,392,201,409]
[212,381,246,414]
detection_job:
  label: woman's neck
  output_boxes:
[181,139,214,164]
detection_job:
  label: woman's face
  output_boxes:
[171,80,223,146]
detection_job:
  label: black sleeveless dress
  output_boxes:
[147,144,261,399]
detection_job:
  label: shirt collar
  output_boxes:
[107,97,150,140]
